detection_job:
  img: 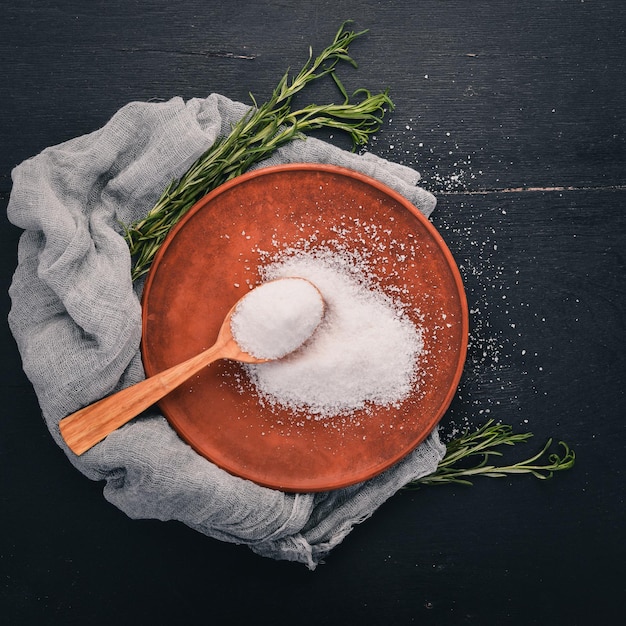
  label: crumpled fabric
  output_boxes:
[7,93,445,569]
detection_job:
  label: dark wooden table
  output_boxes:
[2,2,624,624]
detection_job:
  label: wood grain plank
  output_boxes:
[2,1,625,192]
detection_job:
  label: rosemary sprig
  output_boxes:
[125,22,393,280]
[407,419,575,488]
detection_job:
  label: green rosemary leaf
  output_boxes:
[125,21,393,280]
[405,420,575,488]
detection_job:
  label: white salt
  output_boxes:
[242,249,424,417]
[230,277,324,360]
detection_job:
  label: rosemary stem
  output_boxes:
[406,420,575,488]
[124,22,393,280]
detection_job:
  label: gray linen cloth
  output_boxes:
[7,94,445,568]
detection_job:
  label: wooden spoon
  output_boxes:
[59,278,324,456]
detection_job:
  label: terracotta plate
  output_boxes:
[141,164,468,492]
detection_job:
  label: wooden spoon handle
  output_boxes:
[59,341,226,456]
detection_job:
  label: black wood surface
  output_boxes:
[1,2,624,625]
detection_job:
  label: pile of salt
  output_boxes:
[241,249,424,417]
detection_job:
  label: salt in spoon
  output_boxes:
[59,277,324,455]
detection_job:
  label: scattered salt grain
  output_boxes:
[230,278,324,360]
[242,249,424,417]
